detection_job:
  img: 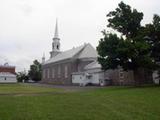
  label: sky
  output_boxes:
[0,0,160,72]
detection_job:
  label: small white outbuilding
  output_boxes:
[0,72,17,83]
[72,61,109,86]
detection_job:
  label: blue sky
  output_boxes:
[0,0,160,72]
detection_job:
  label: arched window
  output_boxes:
[52,68,55,78]
[65,65,68,78]
[47,69,50,78]
[57,45,59,50]
[43,70,45,79]
[58,66,61,78]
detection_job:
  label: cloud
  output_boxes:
[20,4,33,16]
[16,0,33,16]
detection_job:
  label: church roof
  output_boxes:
[44,43,98,65]
[84,61,101,70]
[77,43,98,59]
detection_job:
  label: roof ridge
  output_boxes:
[72,44,87,59]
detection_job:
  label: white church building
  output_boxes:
[42,20,144,86]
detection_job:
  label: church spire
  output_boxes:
[50,19,61,58]
[54,18,59,38]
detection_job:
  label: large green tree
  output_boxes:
[97,1,160,84]
[28,60,42,81]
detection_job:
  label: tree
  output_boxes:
[97,1,160,85]
[107,1,143,38]
[28,60,42,81]
[144,14,160,62]
[144,14,160,84]
[16,71,29,82]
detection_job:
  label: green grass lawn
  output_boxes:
[0,84,159,120]
[0,83,59,94]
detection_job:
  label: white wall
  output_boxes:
[85,69,104,84]
[72,74,84,84]
[89,73,100,84]
[72,72,102,85]
[0,76,17,83]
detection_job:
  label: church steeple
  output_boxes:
[50,19,61,58]
[54,19,59,39]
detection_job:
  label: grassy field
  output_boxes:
[0,84,159,120]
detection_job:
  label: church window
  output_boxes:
[65,65,68,78]
[43,70,45,79]
[57,45,59,50]
[119,69,124,78]
[58,66,61,77]
[52,68,55,78]
[45,69,47,78]
[47,69,50,78]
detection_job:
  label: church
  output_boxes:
[41,20,99,85]
[41,21,151,86]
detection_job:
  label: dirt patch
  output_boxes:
[0,83,103,96]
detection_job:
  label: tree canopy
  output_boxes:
[16,71,28,82]
[107,1,143,38]
[97,1,160,83]
[28,60,42,81]
[144,14,160,62]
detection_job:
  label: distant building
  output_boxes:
[42,21,152,86]
[0,63,17,83]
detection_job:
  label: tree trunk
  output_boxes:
[133,68,145,86]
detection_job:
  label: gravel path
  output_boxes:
[24,83,103,92]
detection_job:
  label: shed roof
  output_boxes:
[84,61,101,70]
[0,72,16,77]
